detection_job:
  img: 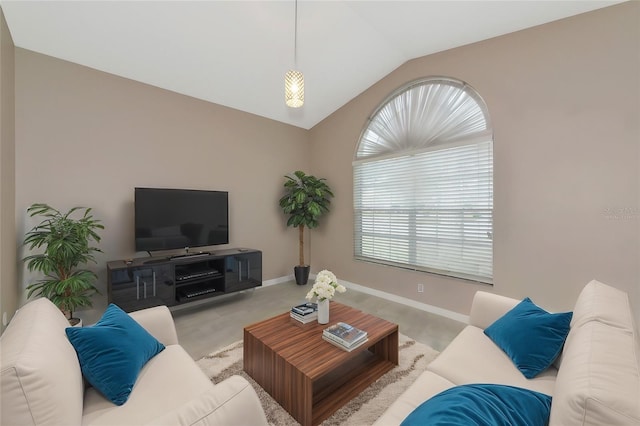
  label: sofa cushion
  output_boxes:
[468,291,520,330]
[82,345,216,425]
[66,304,165,406]
[372,371,456,426]
[549,320,640,425]
[145,375,269,426]
[571,279,636,331]
[1,298,84,426]
[427,326,557,396]
[484,297,572,378]
[400,384,551,426]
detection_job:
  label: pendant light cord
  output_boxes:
[293,0,298,66]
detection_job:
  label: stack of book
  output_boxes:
[290,302,318,323]
[322,322,368,352]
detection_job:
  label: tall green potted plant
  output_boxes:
[279,170,334,285]
[23,203,104,325]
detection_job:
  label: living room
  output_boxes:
[0,1,638,425]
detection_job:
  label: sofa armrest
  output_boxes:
[144,375,268,426]
[468,291,520,330]
[129,305,179,346]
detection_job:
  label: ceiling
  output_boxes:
[0,1,624,130]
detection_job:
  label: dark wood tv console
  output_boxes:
[107,248,262,312]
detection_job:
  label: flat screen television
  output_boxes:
[135,187,229,253]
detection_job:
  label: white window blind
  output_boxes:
[353,77,493,283]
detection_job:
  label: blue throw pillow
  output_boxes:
[401,384,552,426]
[65,304,165,405]
[484,297,572,379]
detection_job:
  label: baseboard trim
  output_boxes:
[261,275,294,287]
[342,279,469,324]
[263,274,469,324]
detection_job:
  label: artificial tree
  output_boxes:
[23,203,104,324]
[279,170,334,284]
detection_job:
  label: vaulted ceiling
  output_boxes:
[0,1,623,129]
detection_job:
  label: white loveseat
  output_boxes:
[0,298,268,426]
[374,280,640,425]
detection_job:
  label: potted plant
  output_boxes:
[279,170,334,285]
[23,203,104,326]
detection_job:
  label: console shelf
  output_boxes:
[107,248,262,312]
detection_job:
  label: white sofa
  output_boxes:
[0,298,268,426]
[375,280,640,425]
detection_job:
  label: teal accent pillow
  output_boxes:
[65,304,165,405]
[401,384,552,426]
[484,297,572,379]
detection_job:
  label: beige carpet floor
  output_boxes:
[197,334,439,425]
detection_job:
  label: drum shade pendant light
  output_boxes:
[285,0,304,108]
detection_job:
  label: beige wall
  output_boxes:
[309,2,640,323]
[0,7,16,333]
[15,50,309,322]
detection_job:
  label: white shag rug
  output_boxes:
[197,334,439,425]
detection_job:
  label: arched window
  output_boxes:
[353,77,493,283]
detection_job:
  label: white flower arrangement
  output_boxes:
[306,270,347,302]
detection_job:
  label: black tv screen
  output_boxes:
[135,188,229,252]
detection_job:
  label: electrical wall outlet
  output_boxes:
[2,312,7,326]
[417,283,424,293]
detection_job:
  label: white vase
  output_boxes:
[317,299,330,324]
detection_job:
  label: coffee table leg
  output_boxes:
[370,329,399,365]
[246,333,315,426]
[275,357,314,426]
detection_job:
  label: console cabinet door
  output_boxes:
[109,264,175,312]
[225,252,262,293]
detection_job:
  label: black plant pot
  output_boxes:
[294,265,310,285]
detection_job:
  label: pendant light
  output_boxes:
[285,0,304,108]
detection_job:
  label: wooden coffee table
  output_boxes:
[243,301,398,426]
